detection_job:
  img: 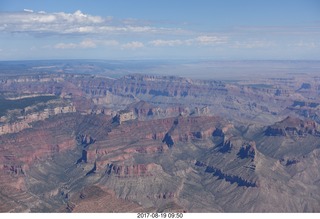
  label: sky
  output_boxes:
[0,0,319,60]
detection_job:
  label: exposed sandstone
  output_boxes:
[0,105,76,135]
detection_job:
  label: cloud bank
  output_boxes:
[0,10,181,36]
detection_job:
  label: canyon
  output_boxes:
[0,60,320,212]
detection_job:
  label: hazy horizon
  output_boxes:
[1,59,320,80]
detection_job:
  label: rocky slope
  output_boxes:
[1,69,320,212]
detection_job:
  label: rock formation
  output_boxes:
[265,116,319,137]
[0,63,320,212]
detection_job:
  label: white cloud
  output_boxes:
[79,39,96,48]
[23,9,34,13]
[56,37,228,50]
[53,39,120,49]
[291,41,319,48]
[233,26,320,36]
[231,40,275,48]
[56,10,104,23]
[149,39,184,47]
[194,35,227,45]
[54,43,77,49]
[0,10,182,36]
[54,39,96,49]
[33,14,56,23]
[149,35,228,47]
[0,10,105,35]
[99,40,120,46]
[122,41,144,49]
[0,24,7,31]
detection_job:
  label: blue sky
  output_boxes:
[0,0,319,60]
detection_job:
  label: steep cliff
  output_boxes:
[1,70,320,212]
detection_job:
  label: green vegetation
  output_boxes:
[0,95,58,116]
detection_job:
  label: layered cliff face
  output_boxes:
[265,116,319,137]
[107,74,227,98]
[1,70,320,212]
[0,113,79,171]
[0,113,81,212]
[0,105,76,135]
[82,115,224,169]
[73,74,319,125]
[1,72,319,125]
[257,116,320,161]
